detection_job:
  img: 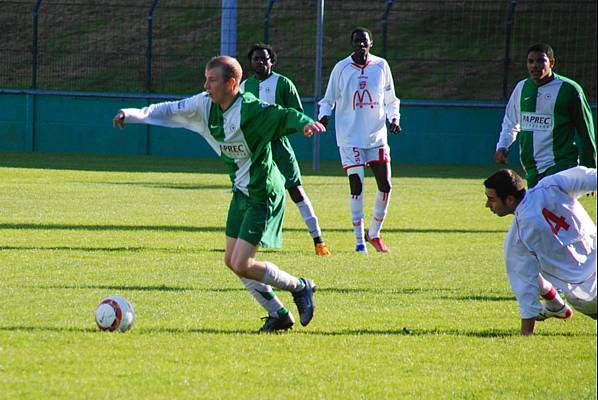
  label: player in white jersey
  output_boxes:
[318,27,401,253]
[495,43,596,188]
[484,166,597,336]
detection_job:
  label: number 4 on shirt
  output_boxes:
[542,208,570,235]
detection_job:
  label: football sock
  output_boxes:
[240,277,285,317]
[262,261,305,292]
[296,199,322,239]
[537,274,565,311]
[350,194,365,244]
[368,190,391,238]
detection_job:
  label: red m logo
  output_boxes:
[353,89,374,109]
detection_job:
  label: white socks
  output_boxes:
[350,193,365,244]
[296,199,321,239]
[368,190,391,238]
[537,274,566,311]
[262,261,304,292]
[240,277,285,317]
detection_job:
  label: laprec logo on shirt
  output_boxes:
[220,142,250,159]
[521,112,553,131]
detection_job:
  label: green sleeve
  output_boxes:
[571,88,596,168]
[242,101,313,151]
[277,76,304,113]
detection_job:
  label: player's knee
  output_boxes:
[349,174,363,196]
[288,185,305,203]
[377,180,392,193]
[223,253,234,270]
[230,256,251,277]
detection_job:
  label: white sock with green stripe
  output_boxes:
[240,277,286,317]
[262,261,305,292]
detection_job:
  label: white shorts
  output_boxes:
[563,271,597,317]
[339,145,390,172]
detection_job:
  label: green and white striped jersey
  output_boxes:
[497,73,596,177]
[240,72,303,112]
[121,91,313,201]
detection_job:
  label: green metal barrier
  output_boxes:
[1,89,596,165]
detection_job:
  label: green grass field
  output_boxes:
[0,152,596,399]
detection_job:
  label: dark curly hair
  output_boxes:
[247,43,277,65]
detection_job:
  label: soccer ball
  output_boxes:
[95,295,135,332]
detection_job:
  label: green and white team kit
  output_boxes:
[122,91,311,200]
[241,72,303,112]
[497,73,596,180]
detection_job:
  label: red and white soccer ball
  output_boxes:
[95,295,136,332]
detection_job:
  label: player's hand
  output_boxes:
[113,111,125,129]
[494,148,508,164]
[318,116,330,128]
[389,118,401,134]
[304,121,326,137]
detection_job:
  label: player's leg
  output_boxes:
[229,238,315,327]
[340,147,367,253]
[228,190,316,327]
[535,273,572,320]
[224,191,294,331]
[365,146,392,253]
[288,185,331,256]
[273,138,329,255]
[562,272,597,320]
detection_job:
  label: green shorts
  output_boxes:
[272,137,302,189]
[526,163,577,188]
[225,188,285,248]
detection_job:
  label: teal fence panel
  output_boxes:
[1,91,596,165]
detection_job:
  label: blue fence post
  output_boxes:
[312,0,324,171]
[502,0,518,100]
[264,0,276,43]
[146,0,158,93]
[32,0,43,89]
[381,0,394,59]
[220,0,237,56]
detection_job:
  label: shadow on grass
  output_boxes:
[319,287,460,294]
[87,181,232,191]
[1,325,593,338]
[436,295,516,302]
[0,223,505,235]
[0,245,226,253]
[0,152,510,179]
[28,284,248,293]
[0,223,224,233]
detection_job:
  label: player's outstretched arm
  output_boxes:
[304,121,326,137]
[113,111,125,129]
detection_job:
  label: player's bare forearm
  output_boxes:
[520,318,536,336]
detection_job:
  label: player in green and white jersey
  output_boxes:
[241,43,331,257]
[113,56,325,332]
[495,43,596,187]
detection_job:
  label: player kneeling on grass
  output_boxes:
[113,56,325,333]
[484,166,597,336]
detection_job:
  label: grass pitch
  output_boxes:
[0,152,596,399]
